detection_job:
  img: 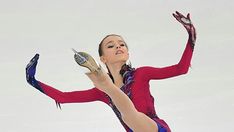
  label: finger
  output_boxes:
[85,72,98,80]
[176,11,185,18]
[172,13,177,18]
[26,61,38,74]
[173,13,179,19]
[173,13,182,22]
[29,54,39,65]
[187,13,191,20]
[26,60,35,70]
[32,54,39,62]
[26,54,39,70]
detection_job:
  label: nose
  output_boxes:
[116,44,121,49]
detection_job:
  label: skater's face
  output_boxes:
[99,35,129,65]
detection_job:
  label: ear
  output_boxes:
[100,56,107,63]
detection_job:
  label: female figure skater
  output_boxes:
[26,11,196,132]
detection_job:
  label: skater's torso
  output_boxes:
[97,67,171,132]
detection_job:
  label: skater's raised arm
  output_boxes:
[26,54,105,104]
[138,11,197,81]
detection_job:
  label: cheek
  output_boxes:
[104,49,114,56]
[125,52,130,59]
[102,49,116,61]
[124,48,130,57]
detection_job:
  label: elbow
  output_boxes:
[46,91,68,104]
[53,93,68,103]
[180,69,189,75]
[177,65,190,75]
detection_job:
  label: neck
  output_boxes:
[106,62,125,87]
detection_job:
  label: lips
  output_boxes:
[115,50,124,55]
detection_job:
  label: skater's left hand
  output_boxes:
[173,11,196,44]
[85,67,114,93]
[26,54,39,84]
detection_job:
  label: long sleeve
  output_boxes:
[37,81,105,104]
[137,38,194,81]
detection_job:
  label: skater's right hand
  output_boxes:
[173,11,196,45]
[26,54,39,84]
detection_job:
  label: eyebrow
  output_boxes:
[105,40,125,45]
[118,40,125,43]
[104,40,114,46]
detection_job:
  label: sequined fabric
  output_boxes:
[106,64,135,131]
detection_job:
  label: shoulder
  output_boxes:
[135,66,159,73]
[134,66,159,80]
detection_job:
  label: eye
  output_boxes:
[107,44,114,48]
[120,43,125,47]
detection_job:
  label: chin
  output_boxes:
[108,55,129,64]
[117,58,128,64]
